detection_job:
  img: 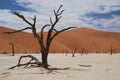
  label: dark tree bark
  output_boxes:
[9,42,15,56]
[110,46,115,55]
[8,55,41,69]
[4,5,77,69]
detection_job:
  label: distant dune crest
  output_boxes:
[0,26,120,53]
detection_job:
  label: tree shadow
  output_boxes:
[47,67,70,74]
[69,68,91,72]
[17,66,92,75]
[46,66,91,74]
[79,64,92,67]
[18,67,70,75]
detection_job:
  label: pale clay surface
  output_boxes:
[0,53,120,80]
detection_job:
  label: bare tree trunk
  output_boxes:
[42,53,48,68]
[110,46,115,55]
[12,45,15,56]
[41,50,48,68]
[9,42,15,56]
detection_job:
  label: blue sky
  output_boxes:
[0,0,120,32]
[0,0,29,11]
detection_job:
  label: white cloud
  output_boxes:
[98,15,120,32]
[81,15,120,32]
[0,10,30,30]
[0,0,120,32]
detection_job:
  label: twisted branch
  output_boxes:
[14,12,33,26]
[4,27,32,34]
[51,27,77,41]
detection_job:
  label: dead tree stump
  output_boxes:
[8,55,41,69]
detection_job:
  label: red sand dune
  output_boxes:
[0,26,71,53]
[0,26,120,53]
[56,27,120,53]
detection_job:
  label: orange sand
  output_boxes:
[0,26,120,53]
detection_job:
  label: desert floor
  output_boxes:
[0,53,120,80]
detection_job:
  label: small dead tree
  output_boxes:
[4,5,76,69]
[9,42,15,56]
[72,46,78,57]
[110,46,115,55]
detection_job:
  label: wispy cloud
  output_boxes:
[0,0,120,32]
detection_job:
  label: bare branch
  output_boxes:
[46,5,65,50]
[33,15,36,27]
[14,13,45,50]
[58,10,65,16]
[58,16,62,20]
[8,55,41,69]
[41,24,50,40]
[51,27,77,40]
[3,27,32,34]
[57,5,63,13]
[53,28,58,32]
[51,5,64,28]
[14,12,33,26]
[54,10,57,15]
[50,17,53,24]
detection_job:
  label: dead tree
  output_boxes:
[9,42,15,56]
[4,5,76,69]
[110,46,115,55]
[72,46,77,57]
[8,55,41,69]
